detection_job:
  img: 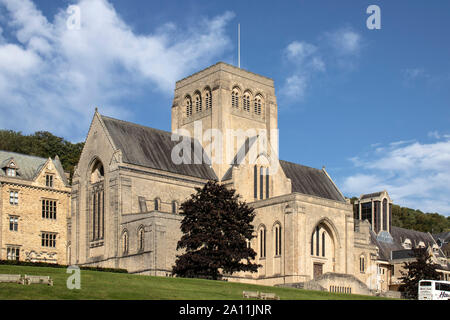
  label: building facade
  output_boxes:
[0,151,71,264]
[69,62,449,295]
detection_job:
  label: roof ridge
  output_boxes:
[0,150,48,161]
[100,114,172,136]
[279,159,323,172]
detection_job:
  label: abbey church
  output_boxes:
[68,62,449,295]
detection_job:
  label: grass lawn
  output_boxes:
[0,265,390,300]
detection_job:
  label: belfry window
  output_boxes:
[195,94,202,113]
[232,89,240,108]
[253,166,258,199]
[204,89,212,110]
[254,96,262,115]
[186,96,193,117]
[243,93,250,112]
[122,231,128,254]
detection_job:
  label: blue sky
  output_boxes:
[0,0,449,215]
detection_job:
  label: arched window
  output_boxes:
[316,226,320,256]
[185,96,192,117]
[90,159,105,242]
[122,230,128,255]
[253,166,258,199]
[259,226,266,258]
[322,231,326,257]
[360,255,365,273]
[195,93,202,113]
[254,96,262,115]
[274,224,282,256]
[172,201,178,214]
[204,89,212,110]
[232,88,240,108]
[265,167,270,199]
[243,92,251,112]
[259,167,264,200]
[154,198,161,211]
[138,227,145,252]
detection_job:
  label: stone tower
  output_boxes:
[171,62,279,180]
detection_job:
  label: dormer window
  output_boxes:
[402,238,412,249]
[417,241,426,249]
[6,168,16,177]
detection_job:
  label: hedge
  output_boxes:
[0,259,128,273]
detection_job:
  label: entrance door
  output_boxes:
[313,263,323,279]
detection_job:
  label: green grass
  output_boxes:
[0,265,390,300]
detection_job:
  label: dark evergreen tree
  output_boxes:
[172,181,260,280]
[399,248,442,299]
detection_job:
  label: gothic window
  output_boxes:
[265,168,269,199]
[232,88,240,108]
[185,96,193,117]
[316,226,320,256]
[361,202,372,223]
[243,92,251,112]
[259,226,266,258]
[254,96,262,115]
[253,166,258,199]
[259,167,264,200]
[122,231,128,254]
[90,159,105,241]
[195,93,202,113]
[274,224,282,256]
[382,198,387,231]
[138,227,145,252]
[322,232,326,257]
[204,88,212,110]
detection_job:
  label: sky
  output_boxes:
[0,0,449,215]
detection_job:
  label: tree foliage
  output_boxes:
[399,248,442,299]
[0,129,84,179]
[172,181,260,280]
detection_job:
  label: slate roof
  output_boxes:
[433,231,450,244]
[361,192,383,199]
[279,160,345,202]
[0,150,69,186]
[101,115,217,181]
[371,226,445,262]
[0,150,47,181]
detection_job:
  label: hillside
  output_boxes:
[0,265,388,300]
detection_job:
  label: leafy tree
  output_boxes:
[172,181,260,280]
[399,248,442,299]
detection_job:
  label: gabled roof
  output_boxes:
[100,115,217,181]
[279,160,345,202]
[0,150,69,186]
[371,226,445,261]
[0,150,47,180]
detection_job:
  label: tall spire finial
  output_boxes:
[238,23,240,68]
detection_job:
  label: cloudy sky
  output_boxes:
[0,0,449,215]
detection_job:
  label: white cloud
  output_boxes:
[342,136,450,215]
[325,28,361,55]
[280,27,361,103]
[0,0,234,139]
